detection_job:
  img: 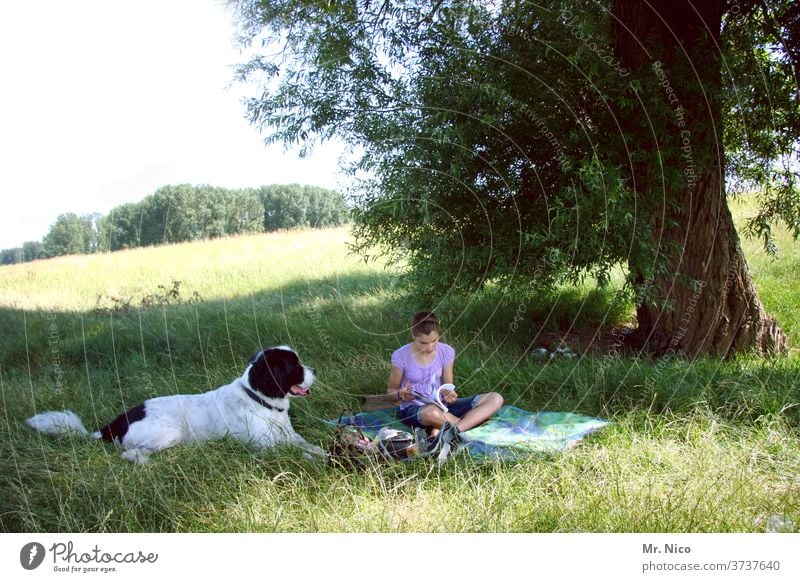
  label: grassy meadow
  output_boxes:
[0,198,798,533]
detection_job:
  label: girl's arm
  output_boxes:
[441,361,454,385]
[387,366,410,403]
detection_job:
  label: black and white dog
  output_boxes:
[27,346,327,463]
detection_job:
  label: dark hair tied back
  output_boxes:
[411,311,440,337]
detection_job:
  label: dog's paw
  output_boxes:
[302,446,329,461]
[121,449,150,464]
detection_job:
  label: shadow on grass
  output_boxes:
[2,268,797,434]
[0,271,632,382]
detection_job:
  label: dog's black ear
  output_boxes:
[248,350,283,398]
[248,348,301,398]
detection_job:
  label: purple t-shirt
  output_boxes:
[391,342,456,410]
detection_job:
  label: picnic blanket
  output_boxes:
[329,405,610,460]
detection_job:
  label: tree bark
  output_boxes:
[612,0,786,357]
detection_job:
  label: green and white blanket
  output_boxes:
[330,405,610,459]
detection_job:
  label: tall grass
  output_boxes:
[731,195,800,342]
[1,206,798,533]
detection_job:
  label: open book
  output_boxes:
[411,383,456,412]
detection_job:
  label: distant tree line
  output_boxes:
[1,184,349,264]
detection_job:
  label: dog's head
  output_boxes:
[245,346,316,399]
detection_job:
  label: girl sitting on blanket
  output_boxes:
[388,311,504,452]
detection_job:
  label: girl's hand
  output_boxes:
[441,388,458,404]
[398,381,413,402]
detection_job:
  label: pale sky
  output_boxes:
[0,0,344,249]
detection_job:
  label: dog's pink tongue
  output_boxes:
[290,385,310,396]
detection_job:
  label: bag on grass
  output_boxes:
[328,410,380,469]
[328,411,420,467]
[375,426,420,460]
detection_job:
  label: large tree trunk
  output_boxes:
[613,0,786,358]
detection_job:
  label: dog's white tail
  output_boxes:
[26,411,93,437]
